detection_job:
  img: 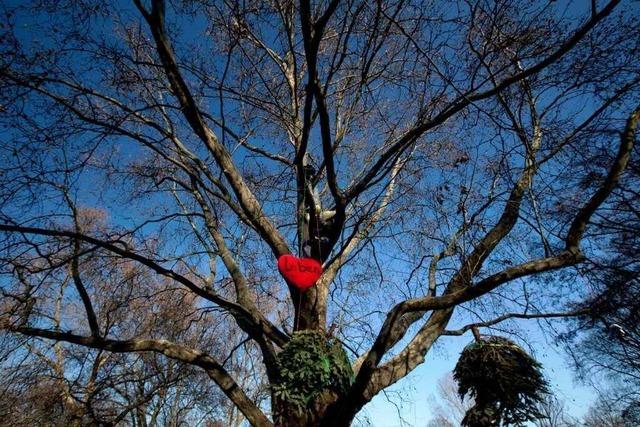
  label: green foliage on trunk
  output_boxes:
[272,330,353,413]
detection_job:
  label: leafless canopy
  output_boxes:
[0,0,639,425]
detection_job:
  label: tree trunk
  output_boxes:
[273,390,341,427]
[294,287,327,331]
[462,400,500,427]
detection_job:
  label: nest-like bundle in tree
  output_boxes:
[272,330,353,412]
[454,336,549,426]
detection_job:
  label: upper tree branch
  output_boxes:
[187,178,281,377]
[135,0,290,258]
[299,0,346,213]
[344,0,622,202]
[566,107,640,248]
[67,199,101,337]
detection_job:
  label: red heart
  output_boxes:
[277,255,322,291]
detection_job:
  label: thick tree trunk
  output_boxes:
[292,205,337,332]
[293,287,327,331]
[273,390,341,427]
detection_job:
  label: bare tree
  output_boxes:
[427,373,474,427]
[0,0,639,425]
[534,395,578,427]
[581,396,632,427]
[0,214,252,426]
[560,104,640,423]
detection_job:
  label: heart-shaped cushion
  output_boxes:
[277,255,322,291]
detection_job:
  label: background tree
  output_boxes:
[0,0,639,426]
[581,396,634,427]
[0,209,261,425]
[533,395,578,427]
[427,373,474,427]
[560,116,640,425]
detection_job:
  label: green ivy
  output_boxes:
[273,330,353,413]
[454,336,549,426]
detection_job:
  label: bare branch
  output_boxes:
[0,223,288,347]
[137,0,290,258]
[7,326,273,427]
[344,0,622,201]
[442,309,591,336]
